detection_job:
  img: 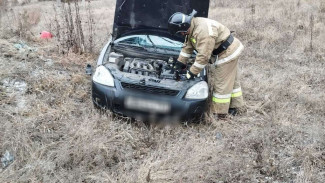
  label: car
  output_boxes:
[91,0,210,122]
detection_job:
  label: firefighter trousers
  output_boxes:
[209,37,244,114]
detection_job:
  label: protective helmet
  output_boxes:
[168,9,197,35]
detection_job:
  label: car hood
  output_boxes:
[113,0,210,40]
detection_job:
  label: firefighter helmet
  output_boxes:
[168,10,197,35]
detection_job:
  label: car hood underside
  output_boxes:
[113,0,210,39]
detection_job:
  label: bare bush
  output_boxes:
[17,10,41,38]
[320,2,325,13]
[50,0,95,54]
[0,0,9,28]
[85,1,94,53]
[0,8,40,40]
[0,0,9,7]
[20,0,31,6]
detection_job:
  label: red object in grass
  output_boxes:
[40,31,53,39]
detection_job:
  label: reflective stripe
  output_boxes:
[232,87,242,98]
[213,93,231,99]
[190,38,196,44]
[213,92,232,103]
[232,87,242,93]
[232,91,242,98]
[212,97,231,103]
[193,62,206,69]
[182,14,185,23]
[214,43,244,65]
[180,51,191,58]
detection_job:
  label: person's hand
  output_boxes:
[173,61,187,80]
[185,70,196,80]
[173,60,186,72]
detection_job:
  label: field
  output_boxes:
[0,0,324,182]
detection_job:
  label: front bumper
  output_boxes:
[92,81,207,122]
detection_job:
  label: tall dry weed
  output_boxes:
[49,0,95,54]
[320,2,325,13]
[309,14,314,53]
[17,10,41,38]
[0,0,8,29]
[85,1,94,53]
[0,8,40,40]
[0,0,8,8]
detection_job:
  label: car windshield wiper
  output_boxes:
[160,36,181,46]
[113,42,147,50]
[146,35,157,52]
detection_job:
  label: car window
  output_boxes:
[117,37,139,45]
[115,35,182,52]
[148,35,182,51]
[117,36,153,46]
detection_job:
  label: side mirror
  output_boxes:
[86,64,92,76]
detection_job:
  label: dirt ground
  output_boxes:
[0,0,324,182]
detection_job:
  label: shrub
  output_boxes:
[51,0,95,54]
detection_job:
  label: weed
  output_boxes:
[49,0,95,54]
[309,14,314,53]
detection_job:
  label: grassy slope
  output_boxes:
[0,0,324,182]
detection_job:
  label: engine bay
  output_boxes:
[107,52,189,80]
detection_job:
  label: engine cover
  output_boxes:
[122,57,175,79]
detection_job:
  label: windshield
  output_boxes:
[114,35,183,52]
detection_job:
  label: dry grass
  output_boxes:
[0,0,115,53]
[0,0,325,182]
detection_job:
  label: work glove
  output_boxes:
[173,60,187,80]
[173,60,186,72]
[185,70,196,80]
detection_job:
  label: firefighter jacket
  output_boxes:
[178,17,231,75]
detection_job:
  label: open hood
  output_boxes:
[113,0,210,40]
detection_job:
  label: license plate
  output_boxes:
[124,97,171,113]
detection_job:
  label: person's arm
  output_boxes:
[177,39,194,65]
[189,35,215,75]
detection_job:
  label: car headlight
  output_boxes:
[92,65,115,87]
[185,81,209,99]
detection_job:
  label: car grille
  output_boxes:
[121,82,179,96]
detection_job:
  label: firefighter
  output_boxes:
[168,10,244,119]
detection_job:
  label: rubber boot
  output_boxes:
[213,113,228,120]
[228,108,238,116]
